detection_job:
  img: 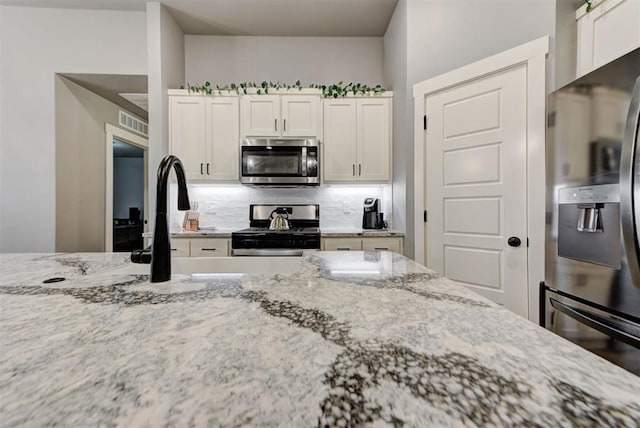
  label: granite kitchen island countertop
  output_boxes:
[1,252,639,427]
[320,228,404,237]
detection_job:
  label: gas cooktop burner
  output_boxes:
[234,227,320,235]
[232,204,321,256]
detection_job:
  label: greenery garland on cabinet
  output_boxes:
[183,80,386,98]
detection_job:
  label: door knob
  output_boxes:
[508,236,521,247]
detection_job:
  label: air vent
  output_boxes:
[119,110,148,137]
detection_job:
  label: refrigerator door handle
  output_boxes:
[549,298,640,348]
[619,76,640,289]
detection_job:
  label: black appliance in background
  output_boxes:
[113,206,143,252]
[362,198,386,229]
[542,47,640,375]
[232,204,320,256]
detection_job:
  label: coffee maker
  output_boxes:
[362,198,385,229]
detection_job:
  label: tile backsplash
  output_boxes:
[169,183,393,230]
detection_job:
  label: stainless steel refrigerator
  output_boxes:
[542,47,640,375]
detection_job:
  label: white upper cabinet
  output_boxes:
[357,98,391,181]
[323,95,392,182]
[281,95,319,137]
[240,95,281,137]
[169,92,240,182]
[323,99,358,181]
[169,96,207,181]
[205,97,239,181]
[576,0,640,77]
[240,92,320,138]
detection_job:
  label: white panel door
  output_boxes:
[169,96,206,181]
[357,98,391,181]
[323,99,357,181]
[281,95,319,137]
[240,95,280,137]
[205,97,239,181]
[425,64,528,317]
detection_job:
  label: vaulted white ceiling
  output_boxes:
[0,0,399,36]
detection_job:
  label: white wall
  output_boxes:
[146,3,185,228]
[383,0,412,256]
[55,77,144,252]
[185,36,384,86]
[113,157,144,219]
[555,0,581,90]
[406,0,556,88]
[0,6,147,252]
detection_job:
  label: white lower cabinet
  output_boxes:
[361,238,403,253]
[323,238,363,251]
[322,237,403,254]
[169,238,230,257]
[190,238,229,257]
[169,239,190,257]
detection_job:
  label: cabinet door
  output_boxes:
[190,238,229,257]
[357,98,391,181]
[169,238,190,257]
[576,0,640,76]
[362,237,403,254]
[240,95,280,137]
[281,95,319,137]
[169,96,206,181]
[323,238,362,251]
[205,97,239,181]
[323,99,357,181]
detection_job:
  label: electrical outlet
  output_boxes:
[205,202,216,214]
[343,201,351,214]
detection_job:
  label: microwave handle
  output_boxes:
[301,147,307,176]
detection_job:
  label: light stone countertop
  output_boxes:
[1,252,638,426]
[143,229,237,238]
[142,229,405,239]
[320,228,404,237]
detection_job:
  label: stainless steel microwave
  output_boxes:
[240,138,319,185]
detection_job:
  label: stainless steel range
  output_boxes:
[232,204,320,256]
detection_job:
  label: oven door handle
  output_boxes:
[232,249,305,257]
[549,298,640,348]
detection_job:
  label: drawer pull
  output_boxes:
[201,248,217,251]
[374,247,389,251]
[171,248,178,251]
[336,247,351,251]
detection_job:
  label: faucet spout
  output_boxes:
[150,155,190,282]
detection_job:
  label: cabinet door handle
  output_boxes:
[352,164,356,176]
[337,247,351,251]
[201,248,217,251]
[275,118,278,132]
[207,163,210,175]
[284,118,287,132]
[200,163,204,174]
[171,248,178,251]
[359,164,362,176]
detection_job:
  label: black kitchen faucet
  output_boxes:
[130,155,190,282]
